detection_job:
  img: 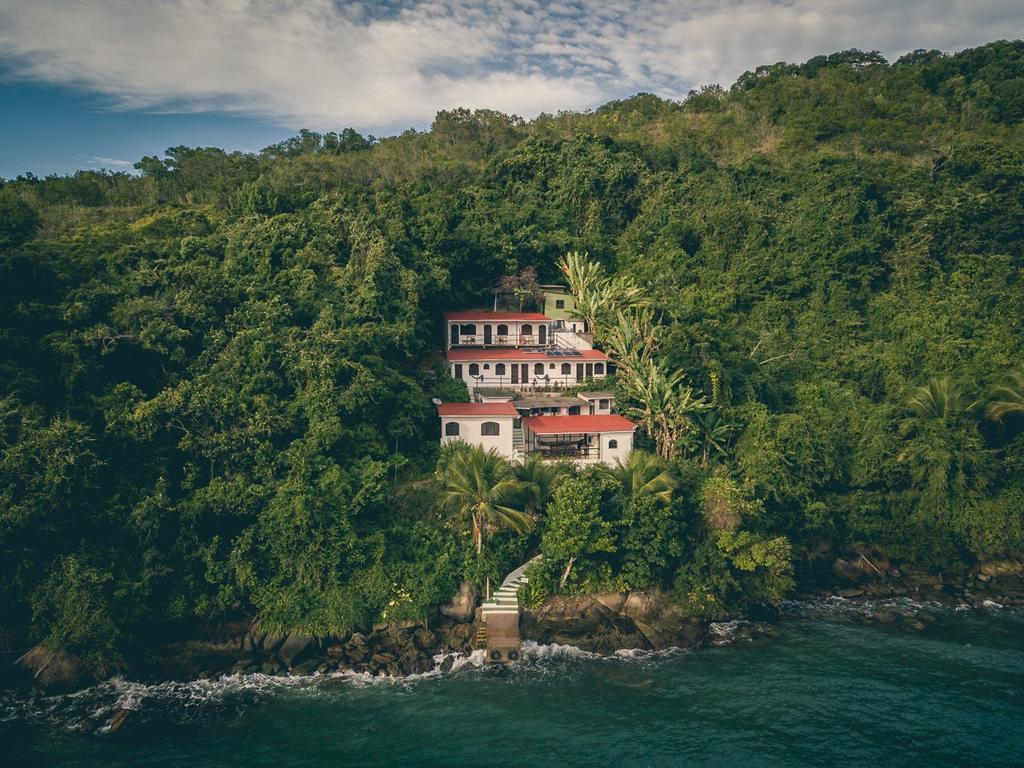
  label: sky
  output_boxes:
[1,0,1022,178]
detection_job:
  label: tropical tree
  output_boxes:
[515,453,568,515]
[902,375,986,523]
[986,370,1024,422]
[622,359,709,459]
[557,250,607,333]
[908,375,979,423]
[598,450,677,503]
[439,445,532,556]
[541,475,615,589]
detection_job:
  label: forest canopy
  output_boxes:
[2,41,1023,668]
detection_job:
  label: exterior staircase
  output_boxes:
[512,426,525,459]
[479,555,542,662]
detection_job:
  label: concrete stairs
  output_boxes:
[480,555,542,619]
[512,426,525,456]
[479,555,542,662]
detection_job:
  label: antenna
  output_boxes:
[431,397,442,406]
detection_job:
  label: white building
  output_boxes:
[438,402,518,459]
[447,348,610,391]
[521,414,635,466]
[437,404,635,467]
[576,391,615,415]
[445,311,554,349]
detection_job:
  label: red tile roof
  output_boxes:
[522,414,636,434]
[444,311,552,321]
[436,402,519,417]
[447,348,609,361]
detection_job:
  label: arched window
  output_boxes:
[495,363,506,376]
[496,324,508,336]
[469,363,480,376]
[608,439,618,449]
[481,422,500,436]
[561,363,571,375]
[534,363,545,375]
[460,324,477,336]
[521,324,532,337]
[445,422,461,436]
[594,363,605,375]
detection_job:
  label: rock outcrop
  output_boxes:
[12,645,92,694]
[439,581,480,623]
[521,591,707,652]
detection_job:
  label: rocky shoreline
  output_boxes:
[5,557,1023,702]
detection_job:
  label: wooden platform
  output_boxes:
[483,611,522,663]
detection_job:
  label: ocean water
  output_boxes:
[4,599,1022,768]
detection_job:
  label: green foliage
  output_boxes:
[439,444,532,555]
[674,531,794,618]
[2,40,1024,663]
[541,474,616,590]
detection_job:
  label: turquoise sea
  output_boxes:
[4,600,1023,767]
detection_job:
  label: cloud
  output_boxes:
[0,0,1020,131]
[87,156,134,168]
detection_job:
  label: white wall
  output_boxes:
[449,360,607,391]
[447,320,551,349]
[600,431,633,466]
[440,416,516,459]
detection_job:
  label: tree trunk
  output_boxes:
[473,514,482,555]
[559,556,576,589]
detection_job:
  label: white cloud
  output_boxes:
[87,156,134,168]
[0,0,1020,131]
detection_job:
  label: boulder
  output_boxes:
[108,708,132,732]
[979,559,1024,578]
[621,591,706,650]
[832,558,867,583]
[15,645,91,694]
[440,581,480,623]
[278,634,319,668]
[412,627,438,652]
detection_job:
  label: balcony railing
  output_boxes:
[465,375,577,390]
[530,445,600,460]
[451,333,546,347]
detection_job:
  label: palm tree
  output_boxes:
[622,359,708,459]
[440,446,533,555]
[515,453,567,515]
[908,375,979,423]
[693,410,739,465]
[598,450,677,503]
[986,370,1024,422]
[557,251,606,333]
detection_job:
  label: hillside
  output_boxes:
[1,41,1023,669]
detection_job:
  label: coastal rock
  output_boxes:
[440,581,480,623]
[979,559,1024,578]
[621,591,706,650]
[278,634,319,668]
[14,645,91,694]
[412,627,438,652]
[108,708,132,732]
[521,591,706,652]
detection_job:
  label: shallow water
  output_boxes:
[4,600,1023,767]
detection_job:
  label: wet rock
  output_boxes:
[261,659,284,675]
[412,627,438,652]
[14,645,91,694]
[440,581,480,623]
[439,654,455,674]
[278,634,318,668]
[290,658,320,676]
[979,559,1024,578]
[108,708,132,732]
[832,558,867,583]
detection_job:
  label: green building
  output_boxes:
[540,285,575,320]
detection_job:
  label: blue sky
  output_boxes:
[1,0,1021,179]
